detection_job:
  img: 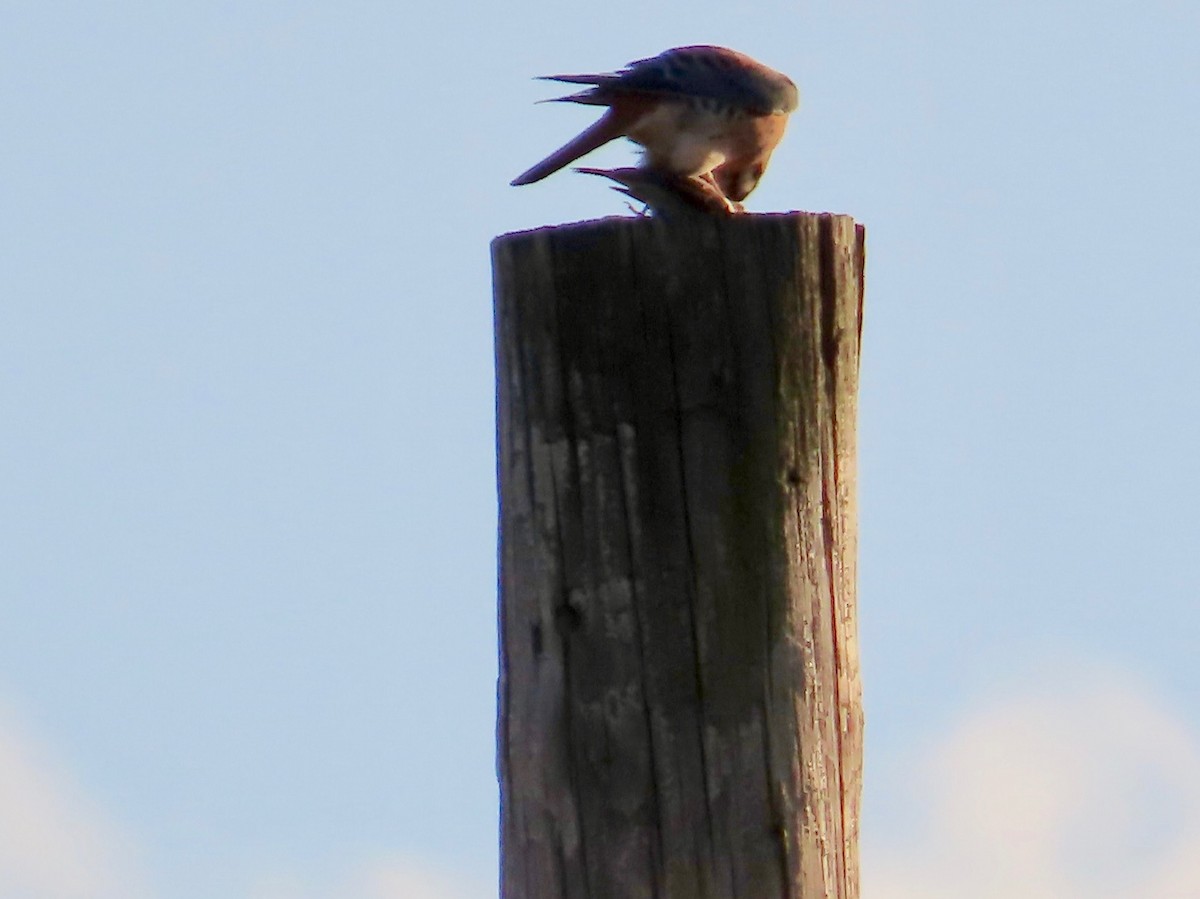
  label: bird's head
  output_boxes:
[717,160,768,203]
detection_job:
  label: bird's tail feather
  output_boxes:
[537,73,613,85]
[510,110,625,187]
[537,89,607,106]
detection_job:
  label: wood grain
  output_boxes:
[493,212,865,898]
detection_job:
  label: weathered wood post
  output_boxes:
[492,211,865,898]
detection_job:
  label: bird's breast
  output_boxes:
[625,102,744,177]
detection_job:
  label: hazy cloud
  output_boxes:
[0,698,151,899]
[865,665,1200,898]
[0,690,487,899]
[10,661,1195,899]
[246,854,490,899]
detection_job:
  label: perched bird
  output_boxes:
[511,45,799,207]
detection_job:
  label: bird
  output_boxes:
[511,45,799,208]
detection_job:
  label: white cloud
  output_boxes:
[351,855,492,899]
[246,854,491,899]
[0,695,487,899]
[865,665,1200,899]
[0,698,151,899]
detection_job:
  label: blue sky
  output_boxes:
[2,2,1198,897]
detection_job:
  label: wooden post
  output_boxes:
[492,212,865,898]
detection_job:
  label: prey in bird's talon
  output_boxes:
[512,45,798,212]
[575,167,739,219]
[697,173,745,213]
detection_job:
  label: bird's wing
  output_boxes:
[541,46,797,116]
